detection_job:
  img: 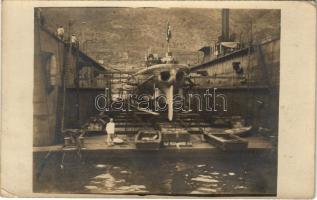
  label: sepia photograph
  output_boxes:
[33,7,280,196]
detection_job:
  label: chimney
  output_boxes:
[222,9,229,42]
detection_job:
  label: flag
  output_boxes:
[166,22,172,42]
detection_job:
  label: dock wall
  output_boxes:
[190,39,280,132]
[64,88,105,128]
[34,10,110,146]
[34,14,66,146]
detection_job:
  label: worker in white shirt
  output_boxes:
[71,34,78,47]
[105,118,115,146]
[57,26,65,40]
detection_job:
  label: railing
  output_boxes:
[189,75,267,89]
[78,77,108,88]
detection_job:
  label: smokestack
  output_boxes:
[222,9,229,42]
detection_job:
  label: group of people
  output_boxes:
[56,25,79,47]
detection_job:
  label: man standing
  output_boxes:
[57,26,64,40]
[105,118,115,146]
[71,34,79,47]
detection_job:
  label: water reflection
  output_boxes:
[34,152,276,196]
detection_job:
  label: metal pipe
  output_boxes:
[222,9,230,42]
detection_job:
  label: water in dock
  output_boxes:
[34,152,276,196]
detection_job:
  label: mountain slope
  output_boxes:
[41,8,280,72]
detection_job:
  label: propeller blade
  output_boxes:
[163,85,174,121]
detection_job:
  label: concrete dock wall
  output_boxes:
[34,10,108,146]
[34,13,66,146]
[64,88,105,128]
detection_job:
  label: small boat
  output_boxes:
[203,132,248,151]
[224,126,252,137]
[135,129,162,150]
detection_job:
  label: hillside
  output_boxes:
[40,8,280,72]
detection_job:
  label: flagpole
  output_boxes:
[166,21,171,54]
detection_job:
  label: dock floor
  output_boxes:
[33,134,274,153]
